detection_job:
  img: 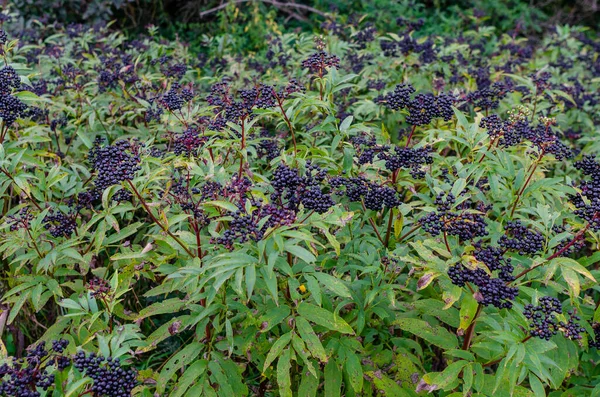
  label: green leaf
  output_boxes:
[312,272,352,298]
[459,293,479,334]
[277,348,293,397]
[296,317,328,363]
[345,351,363,393]
[298,371,319,397]
[158,342,203,393]
[393,318,458,350]
[324,360,342,397]
[258,306,290,333]
[297,303,354,334]
[263,331,293,372]
[285,243,316,264]
[422,360,468,391]
[169,360,208,397]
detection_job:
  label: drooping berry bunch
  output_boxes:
[43,210,77,238]
[523,296,563,340]
[214,199,295,250]
[172,126,208,156]
[498,220,544,255]
[252,129,281,162]
[0,66,27,125]
[6,207,34,231]
[465,80,511,111]
[420,192,489,241]
[88,138,141,192]
[479,111,531,148]
[86,277,111,299]
[473,242,515,282]
[350,136,433,178]
[447,263,518,309]
[558,310,586,340]
[73,351,137,397]
[589,323,600,349]
[570,156,600,231]
[330,176,401,211]
[270,162,335,214]
[0,339,70,397]
[205,81,277,130]
[301,46,340,76]
[379,84,455,126]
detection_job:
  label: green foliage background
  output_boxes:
[0,1,600,397]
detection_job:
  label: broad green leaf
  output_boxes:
[393,318,458,350]
[297,303,354,334]
[263,331,293,372]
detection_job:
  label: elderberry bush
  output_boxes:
[1,5,600,397]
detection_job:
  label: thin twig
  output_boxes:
[198,0,329,19]
[128,181,195,257]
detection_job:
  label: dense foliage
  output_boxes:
[1,3,600,396]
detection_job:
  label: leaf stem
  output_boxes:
[127,180,195,257]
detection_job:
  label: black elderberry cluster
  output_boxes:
[88,138,141,192]
[6,207,34,231]
[173,127,208,156]
[479,114,529,147]
[0,339,69,397]
[420,192,488,241]
[465,80,511,111]
[205,81,278,130]
[589,323,600,349]
[479,112,572,159]
[270,163,335,214]
[473,243,515,282]
[0,66,27,125]
[448,263,518,309]
[301,51,341,75]
[214,200,295,250]
[74,352,137,397]
[253,130,281,162]
[570,156,600,231]
[532,71,552,91]
[44,210,77,238]
[523,296,565,340]
[498,220,544,255]
[96,55,138,92]
[160,89,184,111]
[558,310,586,340]
[378,84,455,126]
[350,136,433,177]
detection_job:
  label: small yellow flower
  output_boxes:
[299,284,307,293]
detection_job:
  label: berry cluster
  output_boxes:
[74,352,137,397]
[205,81,278,130]
[473,243,514,282]
[523,296,562,340]
[173,126,208,156]
[350,136,433,177]
[270,163,334,214]
[301,51,341,75]
[558,310,586,340]
[0,339,69,397]
[571,156,600,231]
[214,200,295,249]
[379,84,455,126]
[448,263,518,309]
[498,220,544,255]
[86,277,111,299]
[420,192,489,241]
[6,207,34,231]
[88,138,141,192]
[44,210,77,238]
